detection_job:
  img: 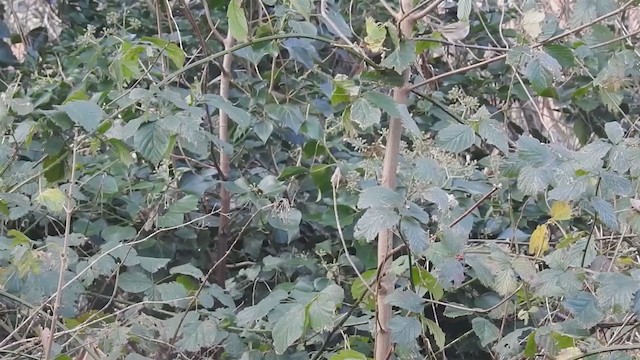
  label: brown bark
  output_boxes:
[211,33,234,287]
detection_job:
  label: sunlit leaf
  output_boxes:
[528,224,549,256]
[550,201,572,221]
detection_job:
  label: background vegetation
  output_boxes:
[1,0,640,359]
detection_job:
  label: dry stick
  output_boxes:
[43,133,79,360]
[211,32,235,287]
[408,0,637,91]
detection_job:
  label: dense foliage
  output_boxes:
[2,0,640,359]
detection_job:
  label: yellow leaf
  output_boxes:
[364,17,387,53]
[556,347,583,360]
[550,201,572,221]
[36,188,66,213]
[528,224,549,256]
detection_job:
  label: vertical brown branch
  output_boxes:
[375,0,418,358]
[211,32,234,287]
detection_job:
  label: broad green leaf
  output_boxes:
[288,20,316,36]
[141,36,185,68]
[291,0,312,20]
[227,0,248,42]
[170,264,204,280]
[380,41,416,74]
[265,104,305,133]
[605,121,625,144]
[362,92,419,136]
[349,98,381,129]
[102,226,136,242]
[457,0,472,20]
[365,17,386,53]
[521,9,546,38]
[563,292,604,327]
[411,267,444,300]
[544,44,575,68]
[157,282,190,308]
[478,119,509,153]
[36,188,66,213]
[400,218,428,253]
[176,319,219,352]
[571,0,615,28]
[329,349,367,360]
[357,186,404,208]
[550,201,572,221]
[472,318,500,347]
[596,273,640,311]
[524,56,554,91]
[118,270,154,293]
[389,316,421,344]
[528,224,549,256]
[272,304,305,354]
[591,197,619,230]
[138,257,171,273]
[206,94,252,129]
[436,124,475,153]
[425,318,446,349]
[517,135,553,165]
[59,100,104,132]
[236,289,289,325]
[385,289,425,313]
[434,259,465,290]
[354,207,400,241]
[134,122,171,165]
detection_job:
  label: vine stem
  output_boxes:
[43,131,79,360]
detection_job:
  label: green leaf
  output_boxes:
[400,217,428,253]
[357,186,404,208]
[478,119,509,153]
[206,94,252,129]
[176,319,219,352]
[425,318,446,349]
[605,121,625,144]
[227,0,248,42]
[59,100,104,132]
[457,0,472,20]
[543,44,575,68]
[563,292,604,327]
[350,98,381,129]
[354,207,400,241]
[364,17,386,53]
[329,349,367,360]
[517,136,553,166]
[380,41,416,74]
[102,225,136,242]
[265,104,305,133]
[141,36,185,68]
[389,316,421,344]
[411,267,444,300]
[134,122,171,165]
[157,282,190,308]
[36,188,66,213]
[521,9,546,38]
[361,92,419,136]
[138,257,171,273]
[118,270,154,293]
[591,196,619,230]
[596,273,640,311]
[236,289,289,325]
[385,289,425,312]
[272,304,305,354]
[472,318,500,347]
[436,124,475,153]
[291,0,312,21]
[170,264,204,280]
[524,56,554,91]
